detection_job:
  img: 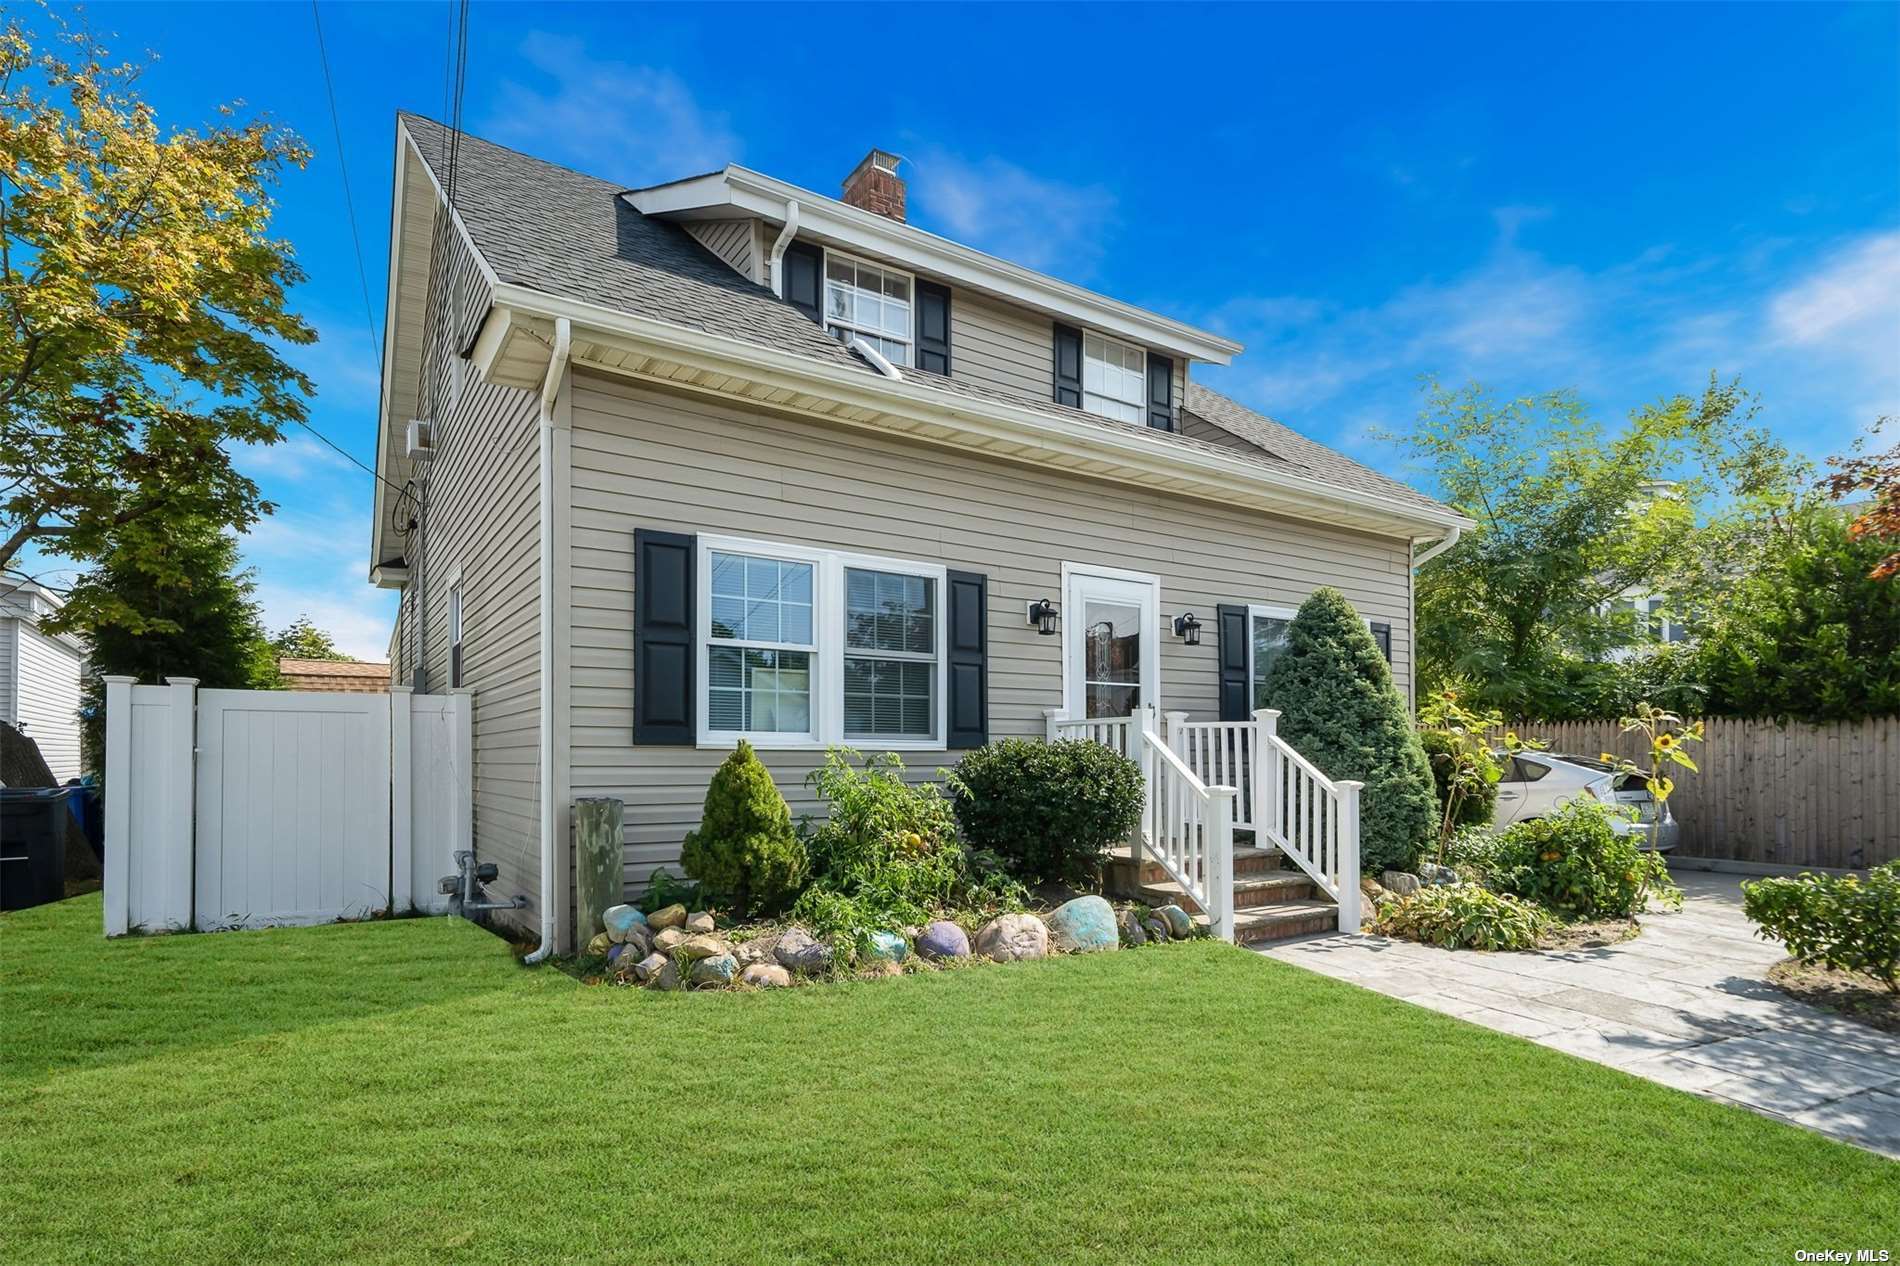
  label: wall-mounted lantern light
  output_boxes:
[1173,612,1203,646]
[1026,598,1058,636]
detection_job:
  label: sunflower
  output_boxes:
[1656,733,1677,752]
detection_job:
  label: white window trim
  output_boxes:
[1059,561,1163,719]
[694,533,947,751]
[822,248,916,367]
[444,565,465,688]
[1080,329,1147,425]
[1246,602,1386,706]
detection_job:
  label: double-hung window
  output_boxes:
[447,577,465,689]
[1082,332,1145,424]
[1248,602,1389,709]
[698,536,944,748]
[824,253,913,367]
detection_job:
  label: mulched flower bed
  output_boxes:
[1766,959,1900,1034]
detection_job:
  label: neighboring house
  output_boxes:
[370,115,1469,951]
[277,657,392,694]
[0,575,86,783]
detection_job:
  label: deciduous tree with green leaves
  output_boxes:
[271,616,351,662]
[1,11,313,628]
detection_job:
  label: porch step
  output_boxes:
[1106,843,1283,891]
[1222,901,1341,945]
[1134,870,1318,914]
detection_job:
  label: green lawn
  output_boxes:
[2,895,1894,1265]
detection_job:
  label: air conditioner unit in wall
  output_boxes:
[405,418,435,461]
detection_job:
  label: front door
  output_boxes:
[1064,568,1159,719]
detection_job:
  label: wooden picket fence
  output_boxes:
[1514,716,1898,870]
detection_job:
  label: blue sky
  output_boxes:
[46,2,1900,656]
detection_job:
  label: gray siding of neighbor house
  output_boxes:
[402,213,544,935]
[564,367,1414,897]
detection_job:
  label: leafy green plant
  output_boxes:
[679,741,807,919]
[1417,690,1544,860]
[1491,800,1681,921]
[638,868,701,915]
[791,748,1024,957]
[946,737,1145,886]
[1373,884,1550,951]
[1260,588,1437,873]
[1443,824,1506,884]
[1744,863,1900,993]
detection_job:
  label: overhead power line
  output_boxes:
[309,0,381,363]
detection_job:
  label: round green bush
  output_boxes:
[1420,729,1499,829]
[1490,799,1678,920]
[1260,588,1438,874]
[680,740,807,918]
[1744,862,1899,991]
[948,737,1146,886]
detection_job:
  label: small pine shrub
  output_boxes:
[1490,800,1679,920]
[1744,862,1900,992]
[1260,588,1437,874]
[948,737,1146,886]
[679,741,807,918]
[1374,884,1550,951]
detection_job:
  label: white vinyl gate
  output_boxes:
[102,676,470,935]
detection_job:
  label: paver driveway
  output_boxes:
[1262,870,1900,1158]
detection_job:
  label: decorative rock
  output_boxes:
[1118,909,1147,947]
[621,925,654,958]
[734,939,774,967]
[606,942,629,966]
[864,930,908,963]
[1142,917,1170,943]
[1359,876,1389,905]
[653,958,682,991]
[975,913,1049,962]
[740,963,793,988]
[1419,862,1460,887]
[864,959,903,978]
[1156,904,1193,940]
[916,920,970,961]
[1381,870,1423,897]
[585,931,613,957]
[688,953,738,987]
[603,904,648,943]
[679,933,730,961]
[652,926,688,952]
[774,927,833,974]
[685,910,716,934]
[1047,896,1119,953]
[648,903,687,931]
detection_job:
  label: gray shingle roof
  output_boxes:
[401,114,1456,526]
[1182,383,1450,516]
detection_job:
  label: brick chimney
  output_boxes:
[841,149,905,222]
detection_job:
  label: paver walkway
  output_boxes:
[1261,870,1900,1158]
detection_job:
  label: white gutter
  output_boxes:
[523,315,572,965]
[1412,526,1462,570]
[767,199,800,298]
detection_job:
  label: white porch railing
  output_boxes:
[1047,705,1362,936]
[1046,705,1237,939]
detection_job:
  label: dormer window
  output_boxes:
[1082,332,1146,425]
[825,253,912,366]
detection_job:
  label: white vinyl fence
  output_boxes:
[102,677,470,935]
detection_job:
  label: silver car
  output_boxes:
[1491,751,1679,851]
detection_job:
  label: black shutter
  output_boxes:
[1147,353,1175,431]
[782,240,823,325]
[1217,603,1249,722]
[916,280,951,375]
[633,529,696,745]
[1053,323,1082,407]
[945,569,988,748]
[1370,621,1393,664]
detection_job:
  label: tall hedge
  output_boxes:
[1260,588,1437,873]
[680,741,806,918]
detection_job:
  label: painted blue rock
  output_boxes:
[1047,896,1119,953]
[865,930,908,963]
[606,942,629,966]
[688,953,738,987]
[1156,903,1193,940]
[916,920,970,961]
[604,904,648,943]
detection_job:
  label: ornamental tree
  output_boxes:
[1260,588,1437,873]
[680,740,806,918]
[1,11,313,626]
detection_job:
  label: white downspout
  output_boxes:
[523,316,572,965]
[1411,526,1461,571]
[768,200,801,298]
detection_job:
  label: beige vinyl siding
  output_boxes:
[406,216,543,935]
[682,218,761,284]
[948,289,1054,399]
[1179,407,1266,455]
[565,368,1413,895]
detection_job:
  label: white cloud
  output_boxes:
[234,433,358,482]
[1767,230,1900,382]
[238,506,394,661]
[905,147,1118,280]
[484,33,740,184]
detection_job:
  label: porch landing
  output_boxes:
[1106,842,1339,945]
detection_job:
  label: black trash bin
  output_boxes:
[0,787,72,911]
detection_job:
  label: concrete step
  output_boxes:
[1135,870,1318,914]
